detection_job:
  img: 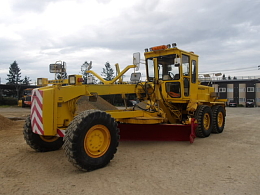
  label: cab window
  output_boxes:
[146,58,154,82]
[157,55,179,80]
[166,82,181,98]
[146,54,180,81]
[182,55,190,76]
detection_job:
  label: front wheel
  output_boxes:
[63,110,119,171]
[195,105,213,138]
[23,116,64,152]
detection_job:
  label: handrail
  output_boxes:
[86,65,137,84]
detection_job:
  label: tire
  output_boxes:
[63,110,119,172]
[212,105,225,134]
[195,105,213,138]
[23,116,64,152]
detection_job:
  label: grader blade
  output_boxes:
[118,119,197,143]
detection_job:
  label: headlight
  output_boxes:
[68,75,83,85]
[37,78,48,86]
[69,75,76,85]
[37,78,43,86]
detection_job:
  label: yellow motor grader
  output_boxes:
[23,43,226,171]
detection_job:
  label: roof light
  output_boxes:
[150,45,168,51]
[172,43,177,47]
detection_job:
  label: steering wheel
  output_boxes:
[169,72,174,79]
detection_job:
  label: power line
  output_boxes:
[200,66,258,74]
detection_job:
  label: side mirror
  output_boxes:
[133,52,140,71]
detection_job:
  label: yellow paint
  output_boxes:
[42,88,55,136]
[36,44,227,136]
[84,125,111,158]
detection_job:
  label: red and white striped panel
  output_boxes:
[31,89,66,137]
[57,129,66,137]
[31,89,44,135]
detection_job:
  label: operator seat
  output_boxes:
[163,74,172,80]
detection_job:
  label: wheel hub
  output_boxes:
[84,125,111,158]
[203,113,210,130]
[217,112,224,127]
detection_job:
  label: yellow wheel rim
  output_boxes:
[40,135,59,142]
[217,112,224,127]
[84,125,111,158]
[203,113,210,130]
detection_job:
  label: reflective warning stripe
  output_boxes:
[31,89,44,135]
[31,89,66,137]
[57,129,66,137]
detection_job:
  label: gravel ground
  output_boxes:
[0,106,259,195]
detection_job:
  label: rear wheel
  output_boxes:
[212,105,225,134]
[63,110,119,171]
[195,105,213,138]
[23,116,64,152]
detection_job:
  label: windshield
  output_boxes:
[146,54,179,81]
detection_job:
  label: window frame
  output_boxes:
[247,87,254,92]
[191,60,196,83]
[219,88,226,93]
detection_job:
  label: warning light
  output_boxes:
[149,45,168,51]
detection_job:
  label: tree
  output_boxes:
[22,76,31,85]
[6,61,23,98]
[101,62,114,81]
[6,61,22,85]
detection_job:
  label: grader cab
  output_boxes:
[24,43,226,171]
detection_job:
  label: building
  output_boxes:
[201,77,260,107]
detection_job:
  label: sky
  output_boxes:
[0,0,260,84]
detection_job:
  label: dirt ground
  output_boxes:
[0,106,259,195]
